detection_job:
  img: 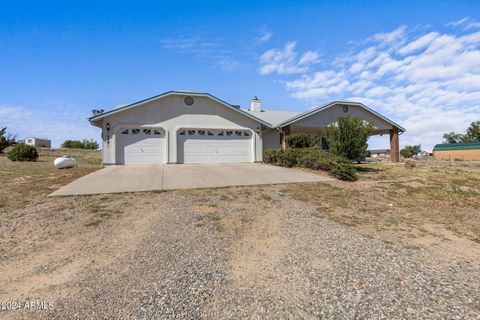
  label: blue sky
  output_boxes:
[1,0,480,150]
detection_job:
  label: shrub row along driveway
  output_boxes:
[1,184,479,319]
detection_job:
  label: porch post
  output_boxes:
[390,127,400,163]
[281,125,291,150]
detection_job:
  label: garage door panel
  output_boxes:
[117,128,166,164]
[178,129,252,163]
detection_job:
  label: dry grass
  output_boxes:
[0,148,101,215]
[1,153,479,311]
[282,160,480,247]
[2,149,479,249]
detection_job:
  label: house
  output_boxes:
[89,91,405,165]
[433,142,480,161]
[24,137,51,148]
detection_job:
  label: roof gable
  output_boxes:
[89,91,273,127]
[278,101,406,132]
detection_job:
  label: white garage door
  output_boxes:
[177,129,252,163]
[117,128,166,164]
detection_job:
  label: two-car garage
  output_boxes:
[116,127,253,164]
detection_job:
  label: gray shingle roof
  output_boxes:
[242,109,301,127]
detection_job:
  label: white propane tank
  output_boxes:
[54,155,77,169]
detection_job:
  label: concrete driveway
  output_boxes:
[49,163,332,196]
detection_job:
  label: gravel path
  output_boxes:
[6,187,480,319]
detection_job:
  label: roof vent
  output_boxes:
[250,96,261,112]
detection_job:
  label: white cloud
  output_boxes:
[161,37,223,54]
[398,32,440,55]
[259,42,319,75]
[299,51,319,65]
[370,25,407,46]
[257,30,272,43]
[262,26,480,150]
[161,36,240,72]
[447,17,470,27]
[447,17,480,31]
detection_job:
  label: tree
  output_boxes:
[400,145,421,158]
[285,133,319,148]
[325,116,375,163]
[0,127,16,154]
[442,132,463,144]
[442,121,480,143]
[465,121,480,142]
[81,139,99,149]
[61,139,99,149]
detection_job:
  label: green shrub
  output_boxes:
[264,149,281,165]
[264,147,357,181]
[62,139,99,149]
[325,116,374,162]
[331,162,357,181]
[277,148,300,167]
[7,144,38,161]
[285,133,320,148]
[62,140,84,149]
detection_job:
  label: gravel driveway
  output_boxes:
[3,185,480,319]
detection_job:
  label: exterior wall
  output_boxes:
[100,95,264,164]
[262,129,281,151]
[291,104,393,131]
[433,149,480,161]
[25,138,51,148]
[289,126,326,148]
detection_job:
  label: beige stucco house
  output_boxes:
[89,90,405,165]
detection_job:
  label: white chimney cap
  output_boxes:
[250,96,261,112]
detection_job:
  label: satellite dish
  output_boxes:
[91,109,103,116]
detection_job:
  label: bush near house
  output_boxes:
[325,116,375,163]
[61,139,99,150]
[264,147,357,181]
[7,144,38,162]
[400,145,421,158]
[284,133,320,148]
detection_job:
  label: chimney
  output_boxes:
[250,96,261,112]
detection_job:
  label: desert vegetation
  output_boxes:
[61,139,99,149]
[264,147,357,181]
[6,144,39,162]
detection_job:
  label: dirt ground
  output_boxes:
[1,150,479,318]
[291,160,480,253]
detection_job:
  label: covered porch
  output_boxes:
[280,125,401,162]
[275,102,405,163]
